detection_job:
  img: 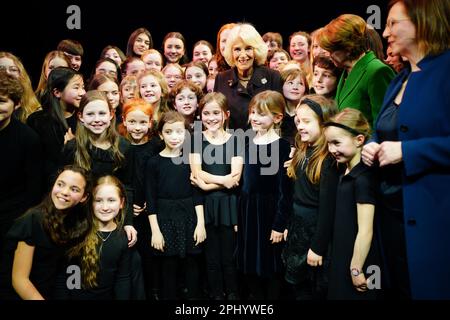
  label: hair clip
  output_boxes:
[228,80,233,87]
[261,78,267,84]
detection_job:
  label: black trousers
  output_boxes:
[160,255,200,300]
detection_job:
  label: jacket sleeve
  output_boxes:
[368,64,396,127]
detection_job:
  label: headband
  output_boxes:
[323,121,363,136]
[301,98,323,121]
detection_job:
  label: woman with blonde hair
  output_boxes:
[214,23,283,130]
[0,52,41,123]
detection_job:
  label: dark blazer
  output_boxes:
[214,65,283,130]
[336,51,395,127]
[373,49,450,299]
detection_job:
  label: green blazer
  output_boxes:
[335,51,395,127]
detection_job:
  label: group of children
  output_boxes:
[0,20,398,301]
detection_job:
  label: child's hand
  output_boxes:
[193,224,206,246]
[151,231,165,252]
[270,230,283,244]
[124,225,138,247]
[222,173,239,189]
[351,272,368,292]
[307,248,323,267]
[133,203,146,216]
[64,128,75,145]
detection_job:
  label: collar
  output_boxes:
[227,65,269,88]
[343,161,370,179]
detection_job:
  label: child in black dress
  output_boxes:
[119,98,164,299]
[0,165,91,300]
[145,111,206,300]
[27,67,86,189]
[282,95,340,300]
[64,175,131,299]
[323,108,379,300]
[190,92,243,300]
[237,90,292,300]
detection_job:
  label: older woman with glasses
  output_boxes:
[362,0,450,300]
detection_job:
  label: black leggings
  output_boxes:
[204,225,238,297]
[160,255,200,300]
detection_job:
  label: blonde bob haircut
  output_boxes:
[223,23,268,67]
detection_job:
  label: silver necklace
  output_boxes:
[97,230,113,242]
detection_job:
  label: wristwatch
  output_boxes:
[351,268,362,277]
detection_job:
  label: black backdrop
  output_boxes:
[1,0,388,86]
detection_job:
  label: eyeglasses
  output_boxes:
[385,18,410,30]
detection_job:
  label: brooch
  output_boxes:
[261,78,267,84]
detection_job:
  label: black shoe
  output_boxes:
[212,294,225,300]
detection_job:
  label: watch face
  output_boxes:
[351,268,360,276]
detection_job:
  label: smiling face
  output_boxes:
[193,44,213,64]
[174,88,198,117]
[123,109,151,143]
[79,99,113,135]
[93,184,124,226]
[163,65,183,89]
[382,2,416,57]
[249,108,276,133]
[269,52,289,71]
[57,75,86,108]
[139,74,162,104]
[201,100,227,133]
[97,81,120,109]
[232,38,255,74]
[283,75,306,104]
[313,66,338,96]
[51,170,87,210]
[289,35,309,63]
[164,37,185,63]
[143,52,163,72]
[294,104,322,145]
[185,66,207,90]
[160,121,186,151]
[324,126,360,163]
[133,33,151,56]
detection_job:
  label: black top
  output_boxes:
[62,137,135,225]
[0,209,65,300]
[60,229,131,300]
[214,65,283,130]
[0,119,43,236]
[144,153,203,257]
[191,132,243,226]
[328,162,378,300]
[280,113,297,147]
[375,100,403,211]
[292,148,342,255]
[145,154,202,214]
[27,110,77,190]
[129,138,165,207]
